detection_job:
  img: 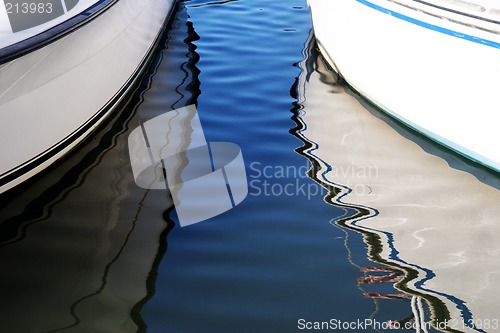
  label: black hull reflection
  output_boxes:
[0,3,201,332]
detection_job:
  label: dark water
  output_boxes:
[1,0,498,332]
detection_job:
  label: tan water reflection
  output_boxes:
[297,37,500,332]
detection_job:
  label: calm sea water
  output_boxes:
[1,0,499,332]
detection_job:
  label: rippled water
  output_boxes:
[1,0,499,332]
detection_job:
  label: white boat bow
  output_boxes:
[308,0,500,173]
[0,0,176,194]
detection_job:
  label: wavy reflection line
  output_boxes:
[185,0,238,9]
[307,50,484,333]
[331,223,384,331]
[49,2,203,331]
[173,20,201,110]
[130,2,204,330]
[291,32,486,333]
[130,208,175,333]
[290,31,387,326]
[46,195,174,333]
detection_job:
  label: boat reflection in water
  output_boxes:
[0,3,201,332]
[294,34,500,333]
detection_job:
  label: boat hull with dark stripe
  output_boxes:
[308,0,500,173]
[0,0,176,194]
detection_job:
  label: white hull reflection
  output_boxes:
[308,0,500,173]
[0,0,176,194]
[297,34,500,332]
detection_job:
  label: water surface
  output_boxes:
[1,1,499,332]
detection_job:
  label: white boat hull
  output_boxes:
[0,0,175,194]
[308,0,500,172]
